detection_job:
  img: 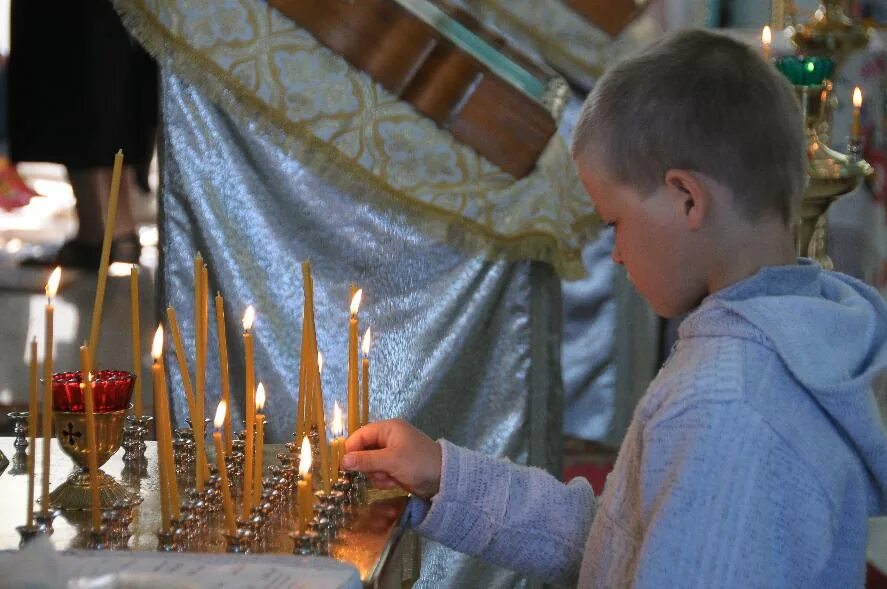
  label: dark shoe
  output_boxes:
[20,239,102,270]
[110,233,141,264]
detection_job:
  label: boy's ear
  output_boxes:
[664,169,707,231]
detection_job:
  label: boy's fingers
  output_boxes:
[342,448,393,474]
[369,473,398,488]
[345,420,392,453]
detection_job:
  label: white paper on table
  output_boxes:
[0,539,361,589]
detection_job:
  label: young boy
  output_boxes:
[343,29,887,587]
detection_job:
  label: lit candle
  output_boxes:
[761,25,772,61]
[254,382,266,503]
[242,305,256,517]
[88,149,124,365]
[332,401,344,475]
[41,266,61,515]
[26,338,37,527]
[852,86,863,138]
[361,327,371,427]
[151,327,171,533]
[80,345,101,531]
[347,289,362,435]
[130,265,143,417]
[297,436,313,534]
[314,351,331,491]
[165,306,196,422]
[213,400,236,536]
[214,293,232,455]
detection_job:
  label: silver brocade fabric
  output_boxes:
[158,71,563,589]
[557,97,619,442]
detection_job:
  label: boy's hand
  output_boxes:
[343,419,442,500]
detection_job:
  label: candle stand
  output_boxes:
[122,415,153,463]
[86,525,111,551]
[9,448,27,476]
[2,438,419,588]
[224,528,253,553]
[7,412,29,450]
[15,524,44,547]
[772,2,874,268]
[290,529,320,555]
[33,509,58,534]
[156,529,177,552]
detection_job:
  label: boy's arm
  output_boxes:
[633,401,836,588]
[411,439,597,586]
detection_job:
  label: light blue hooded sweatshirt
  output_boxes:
[407,260,887,587]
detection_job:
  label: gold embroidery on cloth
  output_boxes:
[114,0,600,279]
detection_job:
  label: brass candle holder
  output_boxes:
[791,1,870,70]
[775,56,873,268]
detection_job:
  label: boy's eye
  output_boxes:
[605,221,616,229]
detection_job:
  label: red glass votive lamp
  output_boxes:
[52,370,135,413]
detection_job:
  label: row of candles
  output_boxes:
[149,256,371,527]
[20,152,128,533]
[21,150,375,541]
[760,25,864,138]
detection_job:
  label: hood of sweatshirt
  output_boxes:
[679,259,887,513]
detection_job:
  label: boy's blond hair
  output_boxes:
[571,29,806,225]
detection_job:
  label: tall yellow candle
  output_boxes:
[331,401,344,475]
[297,436,313,534]
[80,345,101,532]
[213,401,236,536]
[193,257,208,490]
[242,306,256,517]
[151,328,171,533]
[153,326,180,526]
[130,265,143,416]
[26,338,38,527]
[41,267,61,515]
[314,352,331,492]
[215,293,232,455]
[347,289,362,435]
[165,307,196,422]
[361,328,371,427]
[296,262,315,443]
[254,383,266,502]
[88,149,124,365]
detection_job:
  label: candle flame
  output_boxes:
[242,305,255,331]
[299,436,312,475]
[45,266,62,299]
[214,400,227,429]
[332,401,343,436]
[362,327,371,356]
[761,25,771,47]
[151,325,164,360]
[853,86,863,108]
[317,352,324,375]
[350,289,363,315]
[255,382,266,412]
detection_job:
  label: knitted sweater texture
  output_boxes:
[407,260,887,587]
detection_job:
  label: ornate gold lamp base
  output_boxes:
[48,468,133,510]
[798,137,872,268]
[49,407,135,510]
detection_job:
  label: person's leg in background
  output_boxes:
[64,165,141,264]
